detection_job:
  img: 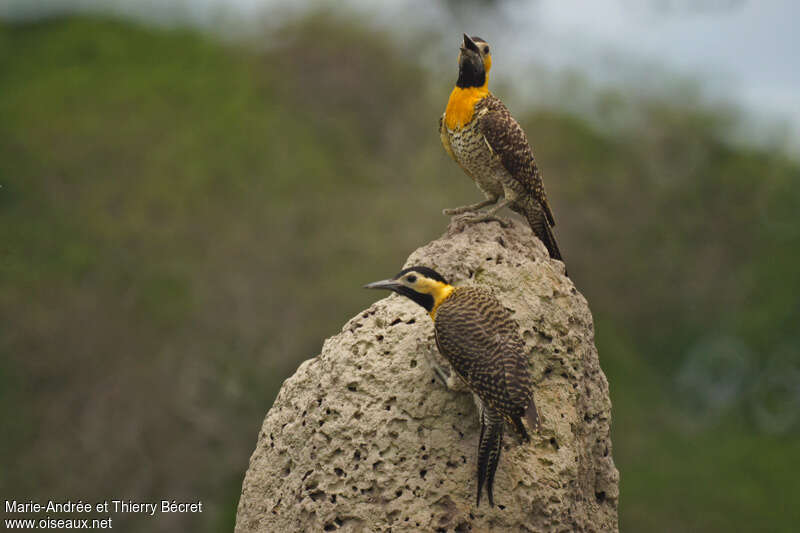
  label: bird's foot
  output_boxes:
[430,363,450,388]
[460,212,511,228]
[447,198,511,227]
[424,351,467,391]
[443,205,481,216]
[442,197,498,216]
[443,205,472,216]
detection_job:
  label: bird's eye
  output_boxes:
[406,275,417,283]
[483,46,490,54]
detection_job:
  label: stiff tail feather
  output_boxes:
[525,206,566,275]
[476,404,505,507]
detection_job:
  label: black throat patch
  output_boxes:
[395,286,435,313]
[456,55,486,88]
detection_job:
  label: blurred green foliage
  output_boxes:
[1,14,798,533]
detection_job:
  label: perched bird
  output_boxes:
[439,34,565,269]
[365,266,539,506]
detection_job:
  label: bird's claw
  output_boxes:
[447,211,511,228]
[465,213,511,228]
[443,206,474,216]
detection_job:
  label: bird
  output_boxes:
[365,266,539,507]
[439,34,565,270]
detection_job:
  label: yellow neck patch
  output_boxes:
[428,283,456,320]
[444,84,489,130]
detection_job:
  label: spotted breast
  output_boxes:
[442,107,507,201]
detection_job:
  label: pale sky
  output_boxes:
[4,0,798,151]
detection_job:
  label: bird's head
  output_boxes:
[457,34,492,88]
[364,266,455,317]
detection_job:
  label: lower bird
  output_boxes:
[365,266,539,506]
[439,34,565,272]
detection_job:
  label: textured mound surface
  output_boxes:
[235,217,619,532]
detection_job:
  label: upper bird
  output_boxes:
[365,266,539,507]
[439,34,565,269]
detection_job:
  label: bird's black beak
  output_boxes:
[364,279,401,292]
[463,33,480,53]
